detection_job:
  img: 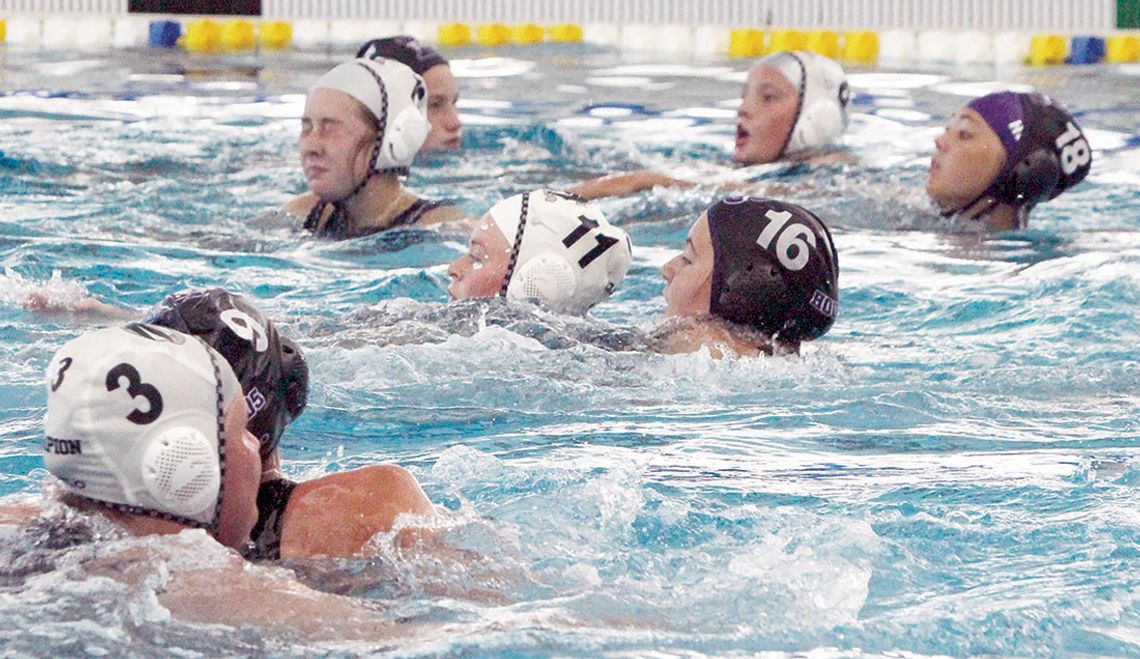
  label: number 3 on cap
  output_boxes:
[106,363,164,425]
[756,209,815,271]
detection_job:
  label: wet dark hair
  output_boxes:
[356,35,448,76]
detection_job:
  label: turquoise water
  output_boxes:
[1,44,1139,656]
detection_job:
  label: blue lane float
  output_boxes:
[148,20,181,48]
[1069,36,1106,64]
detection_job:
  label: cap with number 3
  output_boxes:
[43,325,242,528]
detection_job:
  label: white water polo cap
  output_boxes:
[758,50,850,156]
[489,189,632,315]
[43,324,242,530]
[312,58,430,174]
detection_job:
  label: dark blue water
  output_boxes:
[1,45,1138,656]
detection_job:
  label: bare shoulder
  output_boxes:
[653,318,769,359]
[288,465,435,517]
[282,192,319,217]
[417,202,468,226]
[281,465,435,558]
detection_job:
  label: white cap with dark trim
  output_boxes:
[43,324,242,528]
[489,189,632,315]
[757,50,850,156]
[312,58,431,174]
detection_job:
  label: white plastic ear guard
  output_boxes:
[43,325,241,528]
[382,105,432,169]
[507,253,580,308]
[490,189,632,315]
[788,86,848,154]
[141,425,222,518]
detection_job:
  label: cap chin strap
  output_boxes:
[302,167,376,235]
[941,195,1028,230]
[775,52,807,160]
[498,192,531,298]
[940,192,998,221]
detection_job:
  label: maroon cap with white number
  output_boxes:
[143,288,308,461]
[43,325,241,529]
[707,197,839,343]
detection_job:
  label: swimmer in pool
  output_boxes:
[568,51,851,200]
[927,91,1092,231]
[36,321,434,564]
[19,287,308,483]
[9,324,434,633]
[142,289,307,479]
[447,189,632,315]
[283,58,465,239]
[141,288,436,560]
[23,286,433,558]
[357,35,462,152]
[656,197,839,358]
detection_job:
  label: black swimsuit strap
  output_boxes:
[389,197,449,228]
[245,477,298,561]
[306,197,448,239]
[304,200,353,237]
[303,200,326,232]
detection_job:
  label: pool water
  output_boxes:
[1,43,1139,656]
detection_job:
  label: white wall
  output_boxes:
[259,0,1118,32]
[0,0,125,12]
[0,0,1119,32]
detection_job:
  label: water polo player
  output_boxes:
[46,319,433,558]
[357,35,462,152]
[143,288,310,557]
[659,197,839,357]
[569,50,851,200]
[927,91,1092,231]
[142,288,308,475]
[283,57,464,238]
[44,324,261,550]
[734,49,851,165]
[447,189,632,315]
[144,292,303,552]
[33,325,430,629]
[22,285,309,474]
